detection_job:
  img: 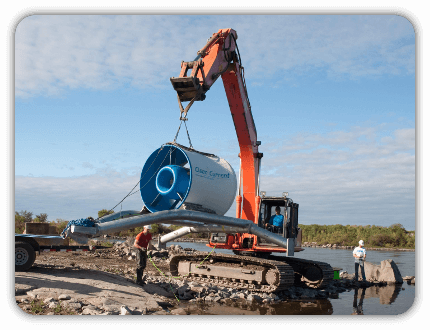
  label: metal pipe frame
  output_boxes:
[158,225,248,243]
[68,209,292,253]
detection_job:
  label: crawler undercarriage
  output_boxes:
[170,252,333,293]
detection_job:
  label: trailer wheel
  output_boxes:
[15,241,36,271]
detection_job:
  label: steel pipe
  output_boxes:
[158,225,248,244]
[68,209,290,252]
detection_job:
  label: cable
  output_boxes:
[183,120,193,148]
[103,145,175,218]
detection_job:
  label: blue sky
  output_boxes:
[14,14,416,230]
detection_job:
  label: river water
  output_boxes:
[167,241,416,316]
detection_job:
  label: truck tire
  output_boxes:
[15,241,36,271]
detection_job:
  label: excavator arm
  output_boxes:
[171,28,262,223]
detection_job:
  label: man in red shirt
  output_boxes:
[134,225,152,285]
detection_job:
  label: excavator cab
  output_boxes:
[258,196,299,241]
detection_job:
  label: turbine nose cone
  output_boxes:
[156,165,190,200]
[141,144,236,215]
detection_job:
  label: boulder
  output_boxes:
[58,294,71,300]
[120,305,132,315]
[66,302,83,310]
[189,286,206,294]
[268,293,279,300]
[302,289,316,298]
[177,285,190,296]
[48,302,58,309]
[102,305,120,315]
[142,283,175,298]
[170,308,187,315]
[403,276,415,284]
[363,259,403,283]
[246,294,261,302]
[82,306,100,315]
[43,297,56,304]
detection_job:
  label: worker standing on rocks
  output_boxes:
[134,226,152,285]
[353,240,367,282]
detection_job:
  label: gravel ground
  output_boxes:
[14,240,415,315]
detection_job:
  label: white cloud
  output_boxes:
[15,171,144,221]
[259,126,415,229]
[14,125,415,229]
[15,15,415,98]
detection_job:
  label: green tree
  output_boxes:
[19,210,33,222]
[53,219,69,234]
[34,213,48,223]
[15,212,26,233]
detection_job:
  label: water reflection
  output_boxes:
[352,288,366,315]
[183,284,405,315]
[364,284,403,305]
[185,299,333,315]
[350,284,403,315]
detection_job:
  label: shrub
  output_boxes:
[98,209,114,218]
[368,233,394,247]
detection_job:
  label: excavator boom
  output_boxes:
[171,28,261,222]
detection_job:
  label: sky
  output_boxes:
[14,14,416,230]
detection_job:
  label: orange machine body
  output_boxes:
[171,29,297,255]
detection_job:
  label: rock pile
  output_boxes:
[109,241,184,262]
[17,295,150,315]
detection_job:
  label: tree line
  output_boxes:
[15,209,414,248]
[299,223,415,249]
[15,209,209,239]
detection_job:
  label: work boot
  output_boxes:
[136,269,144,285]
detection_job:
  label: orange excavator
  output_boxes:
[169,29,334,290]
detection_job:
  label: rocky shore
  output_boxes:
[15,241,415,315]
[100,235,415,251]
[301,241,414,252]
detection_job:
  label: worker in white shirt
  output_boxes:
[353,240,367,281]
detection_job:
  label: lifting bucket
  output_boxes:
[140,143,237,215]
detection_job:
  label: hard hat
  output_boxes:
[359,240,364,246]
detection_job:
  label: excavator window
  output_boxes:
[259,202,286,236]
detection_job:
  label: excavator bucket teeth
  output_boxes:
[170,76,204,102]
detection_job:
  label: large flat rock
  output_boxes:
[15,267,160,312]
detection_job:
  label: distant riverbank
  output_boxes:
[170,238,415,252]
[93,236,414,252]
[300,241,414,252]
